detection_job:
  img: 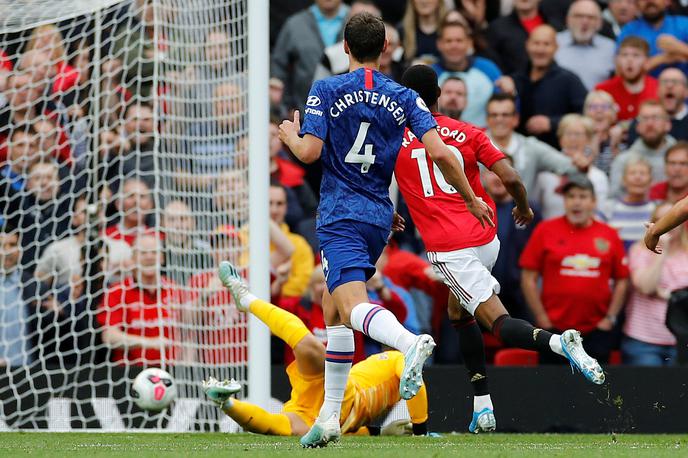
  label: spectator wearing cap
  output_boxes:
[603,156,657,251]
[533,114,609,220]
[438,76,467,121]
[510,25,588,147]
[649,141,688,203]
[595,37,658,122]
[431,19,503,127]
[186,224,248,365]
[271,0,350,111]
[610,100,676,196]
[485,94,580,195]
[623,202,688,365]
[555,0,616,91]
[520,174,629,363]
[98,234,180,366]
[617,0,688,75]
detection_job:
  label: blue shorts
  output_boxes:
[317,220,389,293]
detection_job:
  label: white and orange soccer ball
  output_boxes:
[131,368,177,412]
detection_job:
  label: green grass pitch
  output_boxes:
[0,433,685,457]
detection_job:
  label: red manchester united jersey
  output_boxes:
[519,217,629,333]
[97,276,181,365]
[395,113,505,252]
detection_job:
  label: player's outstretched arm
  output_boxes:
[421,129,495,227]
[278,110,324,164]
[645,195,688,253]
[490,158,534,226]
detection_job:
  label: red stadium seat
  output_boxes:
[608,350,622,366]
[494,348,539,366]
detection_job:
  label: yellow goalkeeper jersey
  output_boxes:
[340,351,428,433]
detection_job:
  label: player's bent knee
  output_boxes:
[474,294,509,328]
[294,334,326,374]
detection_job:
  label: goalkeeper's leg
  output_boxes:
[218,261,324,376]
[222,399,303,436]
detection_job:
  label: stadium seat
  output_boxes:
[608,350,622,366]
[494,348,539,366]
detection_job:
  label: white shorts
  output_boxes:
[427,236,501,315]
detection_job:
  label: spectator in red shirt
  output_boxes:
[186,225,247,366]
[649,141,688,203]
[105,178,155,246]
[595,36,658,121]
[520,174,630,363]
[98,234,178,365]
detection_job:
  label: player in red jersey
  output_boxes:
[396,65,606,433]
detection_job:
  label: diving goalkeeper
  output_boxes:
[202,262,429,436]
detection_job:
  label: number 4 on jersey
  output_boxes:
[345,121,377,173]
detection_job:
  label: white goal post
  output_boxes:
[0,0,270,431]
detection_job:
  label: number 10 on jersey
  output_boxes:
[411,145,465,197]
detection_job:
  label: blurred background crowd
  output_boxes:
[1,0,687,374]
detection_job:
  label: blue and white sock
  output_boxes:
[350,303,416,354]
[318,325,354,422]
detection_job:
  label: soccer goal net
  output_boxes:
[0,0,269,431]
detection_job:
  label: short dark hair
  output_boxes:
[401,64,439,108]
[9,123,37,139]
[487,93,517,107]
[344,12,385,63]
[441,75,465,87]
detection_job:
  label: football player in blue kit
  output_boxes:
[275,12,493,447]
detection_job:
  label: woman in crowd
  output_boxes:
[603,157,656,251]
[534,114,610,219]
[399,0,448,64]
[623,202,688,365]
[584,90,624,175]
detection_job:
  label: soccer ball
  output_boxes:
[131,368,177,412]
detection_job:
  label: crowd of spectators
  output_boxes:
[1,0,688,375]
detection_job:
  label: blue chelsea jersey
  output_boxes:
[300,68,437,230]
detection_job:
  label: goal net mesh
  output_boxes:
[0,0,251,431]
